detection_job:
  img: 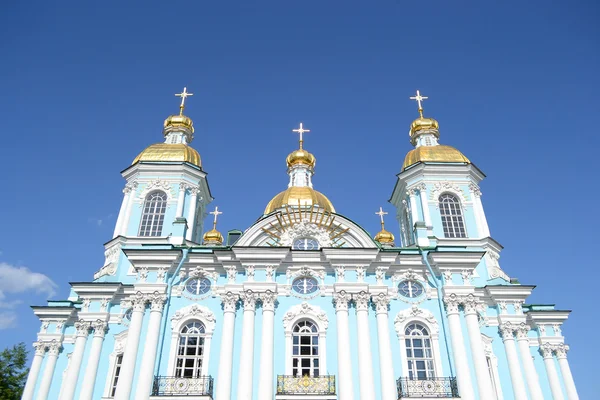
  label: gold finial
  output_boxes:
[375,206,388,230]
[292,122,310,150]
[410,90,428,118]
[175,87,194,116]
[209,206,223,230]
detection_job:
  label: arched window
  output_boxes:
[175,321,206,378]
[139,191,167,236]
[439,194,466,238]
[292,320,320,377]
[405,323,435,380]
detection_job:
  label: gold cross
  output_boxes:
[175,87,194,115]
[375,207,388,228]
[292,122,310,149]
[410,90,428,118]
[209,206,223,229]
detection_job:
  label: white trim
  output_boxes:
[394,307,443,378]
[282,303,329,375]
[167,305,216,378]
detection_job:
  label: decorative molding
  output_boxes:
[356,266,366,283]
[33,341,46,356]
[245,266,255,282]
[497,301,508,315]
[94,242,121,279]
[171,304,216,333]
[81,298,91,312]
[239,290,259,312]
[371,293,391,314]
[283,302,328,333]
[375,267,386,284]
[279,220,333,248]
[147,292,167,312]
[157,267,168,282]
[462,294,482,315]
[188,266,219,281]
[91,320,108,338]
[221,292,239,313]
[430,181,467,204]
[443,294,460,315]
[552,323,562,336]
[461,269,473,285]
[265,265,276,282]
[137,267,149,282]
[225,266,237,284]
[513,301,523,315]
[515,323,530,340]
[260,290,278,312]
[353,291,370,311]
[46,340,62,356]
[485,251,510,282]
[130,291,147,312]
[139,179,175,201]
[74,320,91,337]
[335,266,346,282]
[333,290,351,312]
[394,306,439,335]
[499,322,515,341]
[468,183,482,198]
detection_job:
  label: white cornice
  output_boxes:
[485,285,535,301]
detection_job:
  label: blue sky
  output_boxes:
[0,0,598,396]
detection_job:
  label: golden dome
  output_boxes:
[202,228,223,245]
[265,186,335,215]
[374,229,395,244]
[133,143,202,168]
[286,148,316,168]
[409,116,440,144]
[164,113,194,133]
[402,145,470,171]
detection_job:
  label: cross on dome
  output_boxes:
[175,87,194,115]
[375,206,388,228]
[210,206,223,229]
[410,90,428,118]
[292,122,310,149]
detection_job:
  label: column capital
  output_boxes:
[147,292,167,312]
[417,182,427,192]
[33,341,46,356]
[333,290,351,312]
[74,320,91,337]
[499,322,516,341]
[469,183,482,197]
[540,342,555,359]
[189,186,200,196]
[221,291,239,313]
[179,182,191,191]
[443,293,461,315]
[353,291,370,312]
[462,294,482,315]
[130,291,147,312]
[554,343,569,359]
[515,323,531,340]
[123,181,138,194]
[407,187,418,196]
[371,293,391,315]
[259,290,278,312]
[91,319,108,337]
[240,290,259,311]
[46,340,62,356]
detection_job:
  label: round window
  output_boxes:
[185,277,212,295]
[292,277,319,295]
[399,280,424,298]
[293,238,319,250]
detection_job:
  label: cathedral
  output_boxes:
[21,88,579,400]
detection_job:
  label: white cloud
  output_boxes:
[0,263,57,329]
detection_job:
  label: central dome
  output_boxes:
[133,143,202,168]
[402,145,469,171]
[264,186,335,214]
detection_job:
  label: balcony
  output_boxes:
[150,375,213,399]
[276,375,337,399]
[397,377,460,398]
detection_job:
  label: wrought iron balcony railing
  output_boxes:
[397,377,459,398]
[152,375,214,396]
[277,375,336,395]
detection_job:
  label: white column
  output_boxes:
[237,290,258,400]
[61,320,91,400]
[185,187,199,241]
[372,294,396,400]
[36,340,61,400]
[463,296,496,399]
[443,295,475,400]
[216,292,239,400]
[408,189,420,224]
[418,184,432,227]
[176,183,187,218]
[353,292,376,400]
[114,188,131,237]
[541,343,565,400]
[22,342,46,400]
[333,291,355,400]
[556,344,579,400]
[120,182,138,236]
[114,292,146,400]
[135,293,167,400]
[499,323,528,400]
[515,324,544,400]
[79,320,108,400]
[257,291,277,400]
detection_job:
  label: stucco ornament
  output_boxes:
[394,306,439,335]
[283,302,328,332]
[139,179,175,201]
[188,266,218,281]
[372,293,391,314]
[171,304,216,332]
[279,220,332,248]
[221,292,239,312]
[485,250,510,281]
[94,243,121,279]
[430,181,467,204]
[260,290,278,311]
[375,267,386,284]
[225,266,237,283]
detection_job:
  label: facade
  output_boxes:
[21,88,579,400]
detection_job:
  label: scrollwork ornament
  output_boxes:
[554,343,568,359]
[540,342,554,359]
[123,181,138,195]
[443,294,460,315]
[260,290,278,312]
[240,290,259,311]
[353,291,370,312]
[74,320,91,337]
[372,293,391,314]
[46,340,62,356]
[131,291,147,312]
[221,292,239,313]
[91,320,108,337]
[499,323,515,341]
[333,290,351,312]
[515,323,530,340]
[462,294,480,315]
[147,292,167,312]
[33,342,46,356]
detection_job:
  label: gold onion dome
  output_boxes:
[374,228,395,244]
[409,116,440,144]
[133,143,202,167]
[264,186,335,214]
[202,228,223,245]
[286,148,316,168]
[164,113,194,133]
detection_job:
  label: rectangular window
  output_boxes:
[110,354,124,397]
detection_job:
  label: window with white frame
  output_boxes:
[292,319,320,377]
[405,323,435,380]
[486,356,499,399]
[175,321,206,378]
[139,191,167,236]
[438,194,467,238]
[109,354,123,397]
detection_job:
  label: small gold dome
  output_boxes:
[133,143,202,168]
[286,148,316,168]
[374,229,395,244]
[203,228,223,245]
[265,186,335,215]
[410,116,440,144]
[164,114,194,133]
[402,145,470,171]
